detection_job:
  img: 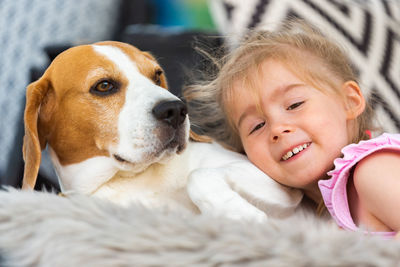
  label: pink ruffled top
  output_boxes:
[318,133,400,238]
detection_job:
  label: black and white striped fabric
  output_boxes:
[209,0,400,133]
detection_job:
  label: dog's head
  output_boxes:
[22,41,190,192]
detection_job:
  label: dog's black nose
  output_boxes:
[152,100,187,129]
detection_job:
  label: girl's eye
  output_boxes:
[250,122,265,134]
[287,101,304,110]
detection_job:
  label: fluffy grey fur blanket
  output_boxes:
[0,188,399,267]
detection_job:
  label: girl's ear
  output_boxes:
[343,81,366,120]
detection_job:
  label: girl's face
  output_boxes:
[231,59,353,192]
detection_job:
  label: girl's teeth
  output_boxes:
[282,143,309,161]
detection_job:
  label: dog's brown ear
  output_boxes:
[142,51,156,62]
[22,78,51,189]
[142,51,168,89]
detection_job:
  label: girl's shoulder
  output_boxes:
[318,133,400,235]
[327,133,400,181]
[353,147,400,192]
[351,136,400,234]
[342,133,400,180]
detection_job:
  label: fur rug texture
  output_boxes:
[0,188,399,267]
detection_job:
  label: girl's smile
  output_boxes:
[281,142,311,161]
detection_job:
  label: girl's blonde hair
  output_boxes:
[184,20,376,153]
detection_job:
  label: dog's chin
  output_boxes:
[159,136,187,156]
[112,135,188,172]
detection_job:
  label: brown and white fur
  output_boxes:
[22,41,302,220]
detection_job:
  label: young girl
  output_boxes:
[184,21,400,238]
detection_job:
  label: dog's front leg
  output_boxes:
[187,168,268,223]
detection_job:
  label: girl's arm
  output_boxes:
[396,232,400,239]
[353,149,400,234]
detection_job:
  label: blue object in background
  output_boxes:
[150,0,215,30]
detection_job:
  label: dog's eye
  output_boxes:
[96,81,114,92]
[90,80,118,95]
[154,69,163,86]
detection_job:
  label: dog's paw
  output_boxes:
[187,168,268,223]
[215,193,268,223]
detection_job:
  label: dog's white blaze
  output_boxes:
[93,45,181,171]
[49,147,118,194]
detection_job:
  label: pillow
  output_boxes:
[209,0,400,134]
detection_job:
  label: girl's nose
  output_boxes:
[271,124,292,142]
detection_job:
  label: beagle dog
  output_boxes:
[22,41,302,220]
